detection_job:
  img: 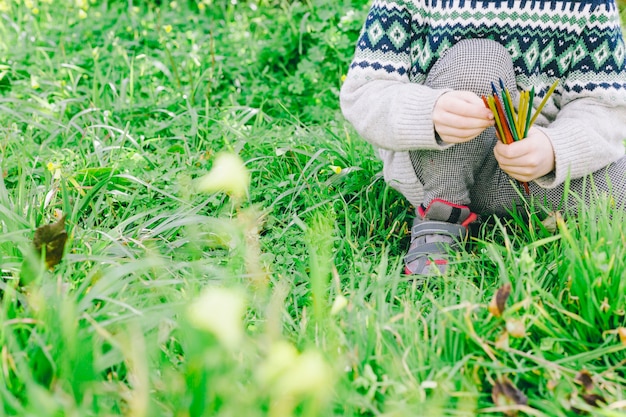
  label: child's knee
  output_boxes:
[426,38,516,96]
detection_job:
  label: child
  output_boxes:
[340,0,626,275]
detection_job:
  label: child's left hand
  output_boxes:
[493,127,555,182]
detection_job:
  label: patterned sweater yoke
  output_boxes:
[353,0,626,101]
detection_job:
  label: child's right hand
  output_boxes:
[432,91,494,144]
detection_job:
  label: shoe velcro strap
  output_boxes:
[404,241,450,264]
[412,221,467,240]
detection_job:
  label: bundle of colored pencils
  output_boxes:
[482,79,559,194]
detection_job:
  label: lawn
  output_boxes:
[0,1,625,416]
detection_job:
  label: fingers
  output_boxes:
[433,91,494,143]
[436,91,494,120]
[494,129,555,181]
[434,110,493,131]
[436,125,491,143]
[494,141,532,163]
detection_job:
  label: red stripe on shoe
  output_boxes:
[461,212,478,228]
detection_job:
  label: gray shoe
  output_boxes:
[404,199,477,275]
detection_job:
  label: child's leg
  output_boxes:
[405,39,517,275]
[472,156,626,216]
[409,38,516,207]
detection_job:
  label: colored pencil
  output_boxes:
[482,79,560,196]
[529,79,559,126]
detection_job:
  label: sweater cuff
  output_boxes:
[392,86,452,150]
[533,124,586,188]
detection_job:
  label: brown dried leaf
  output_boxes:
[574,370,594,392]
[492,376,528,416]
[581,393,606,408]
[488,282,512,317]
[571,370,607,414]
[618,327,626,345]
[33,215,68,269]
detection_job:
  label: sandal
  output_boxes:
[404,199,477,275]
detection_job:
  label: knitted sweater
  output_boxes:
[340,0,626,207]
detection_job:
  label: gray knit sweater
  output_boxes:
[340,0,626,207]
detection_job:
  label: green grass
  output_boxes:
[0,1,625,416]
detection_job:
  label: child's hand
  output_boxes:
[432,91,494,143]
[493,127,555,182]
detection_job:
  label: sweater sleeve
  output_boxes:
[339,0,451,152]
[534,2,626,188]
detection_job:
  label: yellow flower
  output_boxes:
[164,24,172,33]
[198,2,205,10]
[0,0,9,12]
[47,162,62,180]
[187,287,246,349]
[196,152,250,199]
[78,9,87,19]
[341,74,347,82]
[329,165,342,174]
